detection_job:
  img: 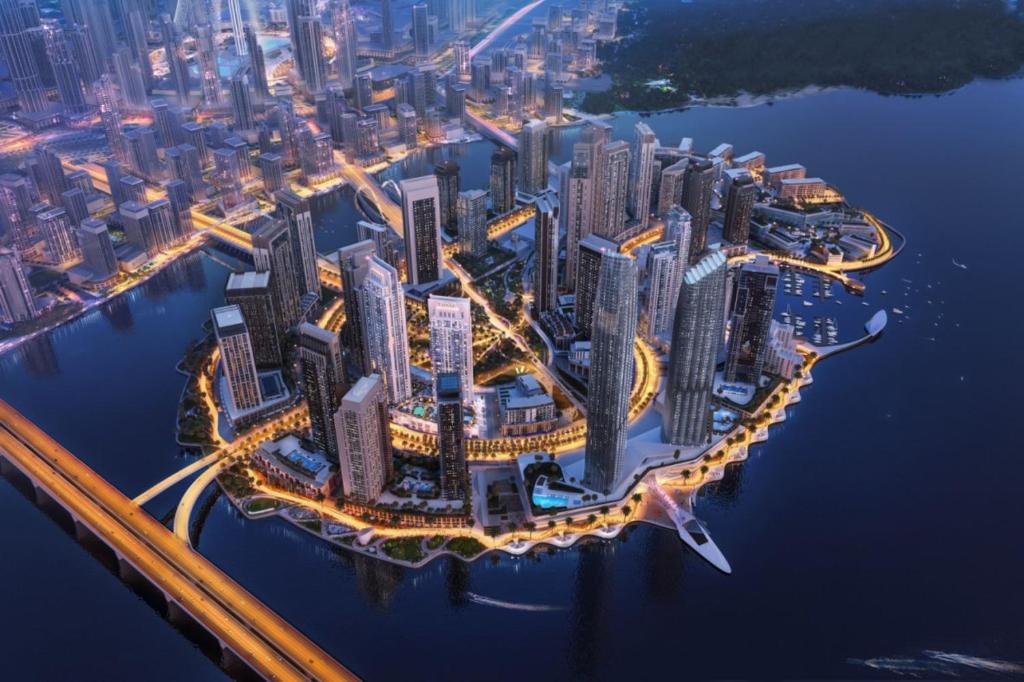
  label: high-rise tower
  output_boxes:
[662,250,727,445]
[583,251,638,494]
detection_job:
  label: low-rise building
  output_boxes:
[764,321,802,380]
[567,340,591,379]
[252,434,339,498]
[497,375,558,436]
[809,242,844,265]
[778,177,828,201]
[838,233,878,259]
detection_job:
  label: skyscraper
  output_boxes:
[642,242,675,339]
[628,122,657,228]
[225,271,283,369]
[61,188,88,226]
[396,103,418,148]
[593,140,630,240]
[230,71,256,131]
[277,190,320,301]
[662,250,727,446]
[489,145,517,214]
[457,189,487,258]
[357,220,398,269]
[43,22,87,115]
[412,2,430,58]
[259,153,285,196]
[195,25,222,105]
[723,173,757,246]
[400,175,442,286]
[0,0,48,113]
[77,219,117,281]
[436,371,468,501]
[518,119,548,195]
[657,159,687,217]
[331,0,358,87]
[681,158,716,264]
[434,161,460,235]
[358,256,413,404]
[32,146,66,206]
[37,207,79,265]
[164,179,194,240]
[0,247,35,323]
[533,193,559,315]
[380,0,394,51]
[335,374,393,503]
[161,15,191,104]
[428,295,473,400]
[119,200,159,257]
[0,173,33,251]
[227,0,246,55]
[289,0,327,92]
[244,26,271,98]
[212,305,263,412]
[724,256,779,384]
[298,322,347,462]
[574,233,618,338]
[337,239,376,372]
[76,0,117,73]
[252,217,302,335]
[583,251,638,494]
[453,40,469,77]
[561,132,602,291]
[123,9,153,90]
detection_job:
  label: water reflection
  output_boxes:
[643,529,686,603]
[352,552,405,610]
[17,335,60,377]
[569,541,615,677]
[100,296,134,333]
[445,556,471,608]
[145,254,207,301]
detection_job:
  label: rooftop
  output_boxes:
[226,271,271,291]
[212,305,245,331]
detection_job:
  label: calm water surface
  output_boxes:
[2,79,1022,679]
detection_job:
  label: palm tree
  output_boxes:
[631,492,642,505]
[621,505,632,517]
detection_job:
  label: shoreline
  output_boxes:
[0,233,210,359]
[580,74,1024,118]
[215,355,821,569]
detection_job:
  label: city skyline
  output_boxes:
[0,0,968,678]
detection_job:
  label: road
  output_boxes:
[0,400,357,682]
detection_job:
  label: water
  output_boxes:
[376,140,497,190]
[2,79,1023,679]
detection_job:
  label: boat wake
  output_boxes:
[465,592,564,612]
[848,650,1024,678]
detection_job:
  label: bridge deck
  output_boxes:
[0,400,357,682]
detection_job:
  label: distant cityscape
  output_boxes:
[0,0,901,677]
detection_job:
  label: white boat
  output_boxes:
[649,483,731,573]
[892,307,904,315]
[802,300,813,307]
